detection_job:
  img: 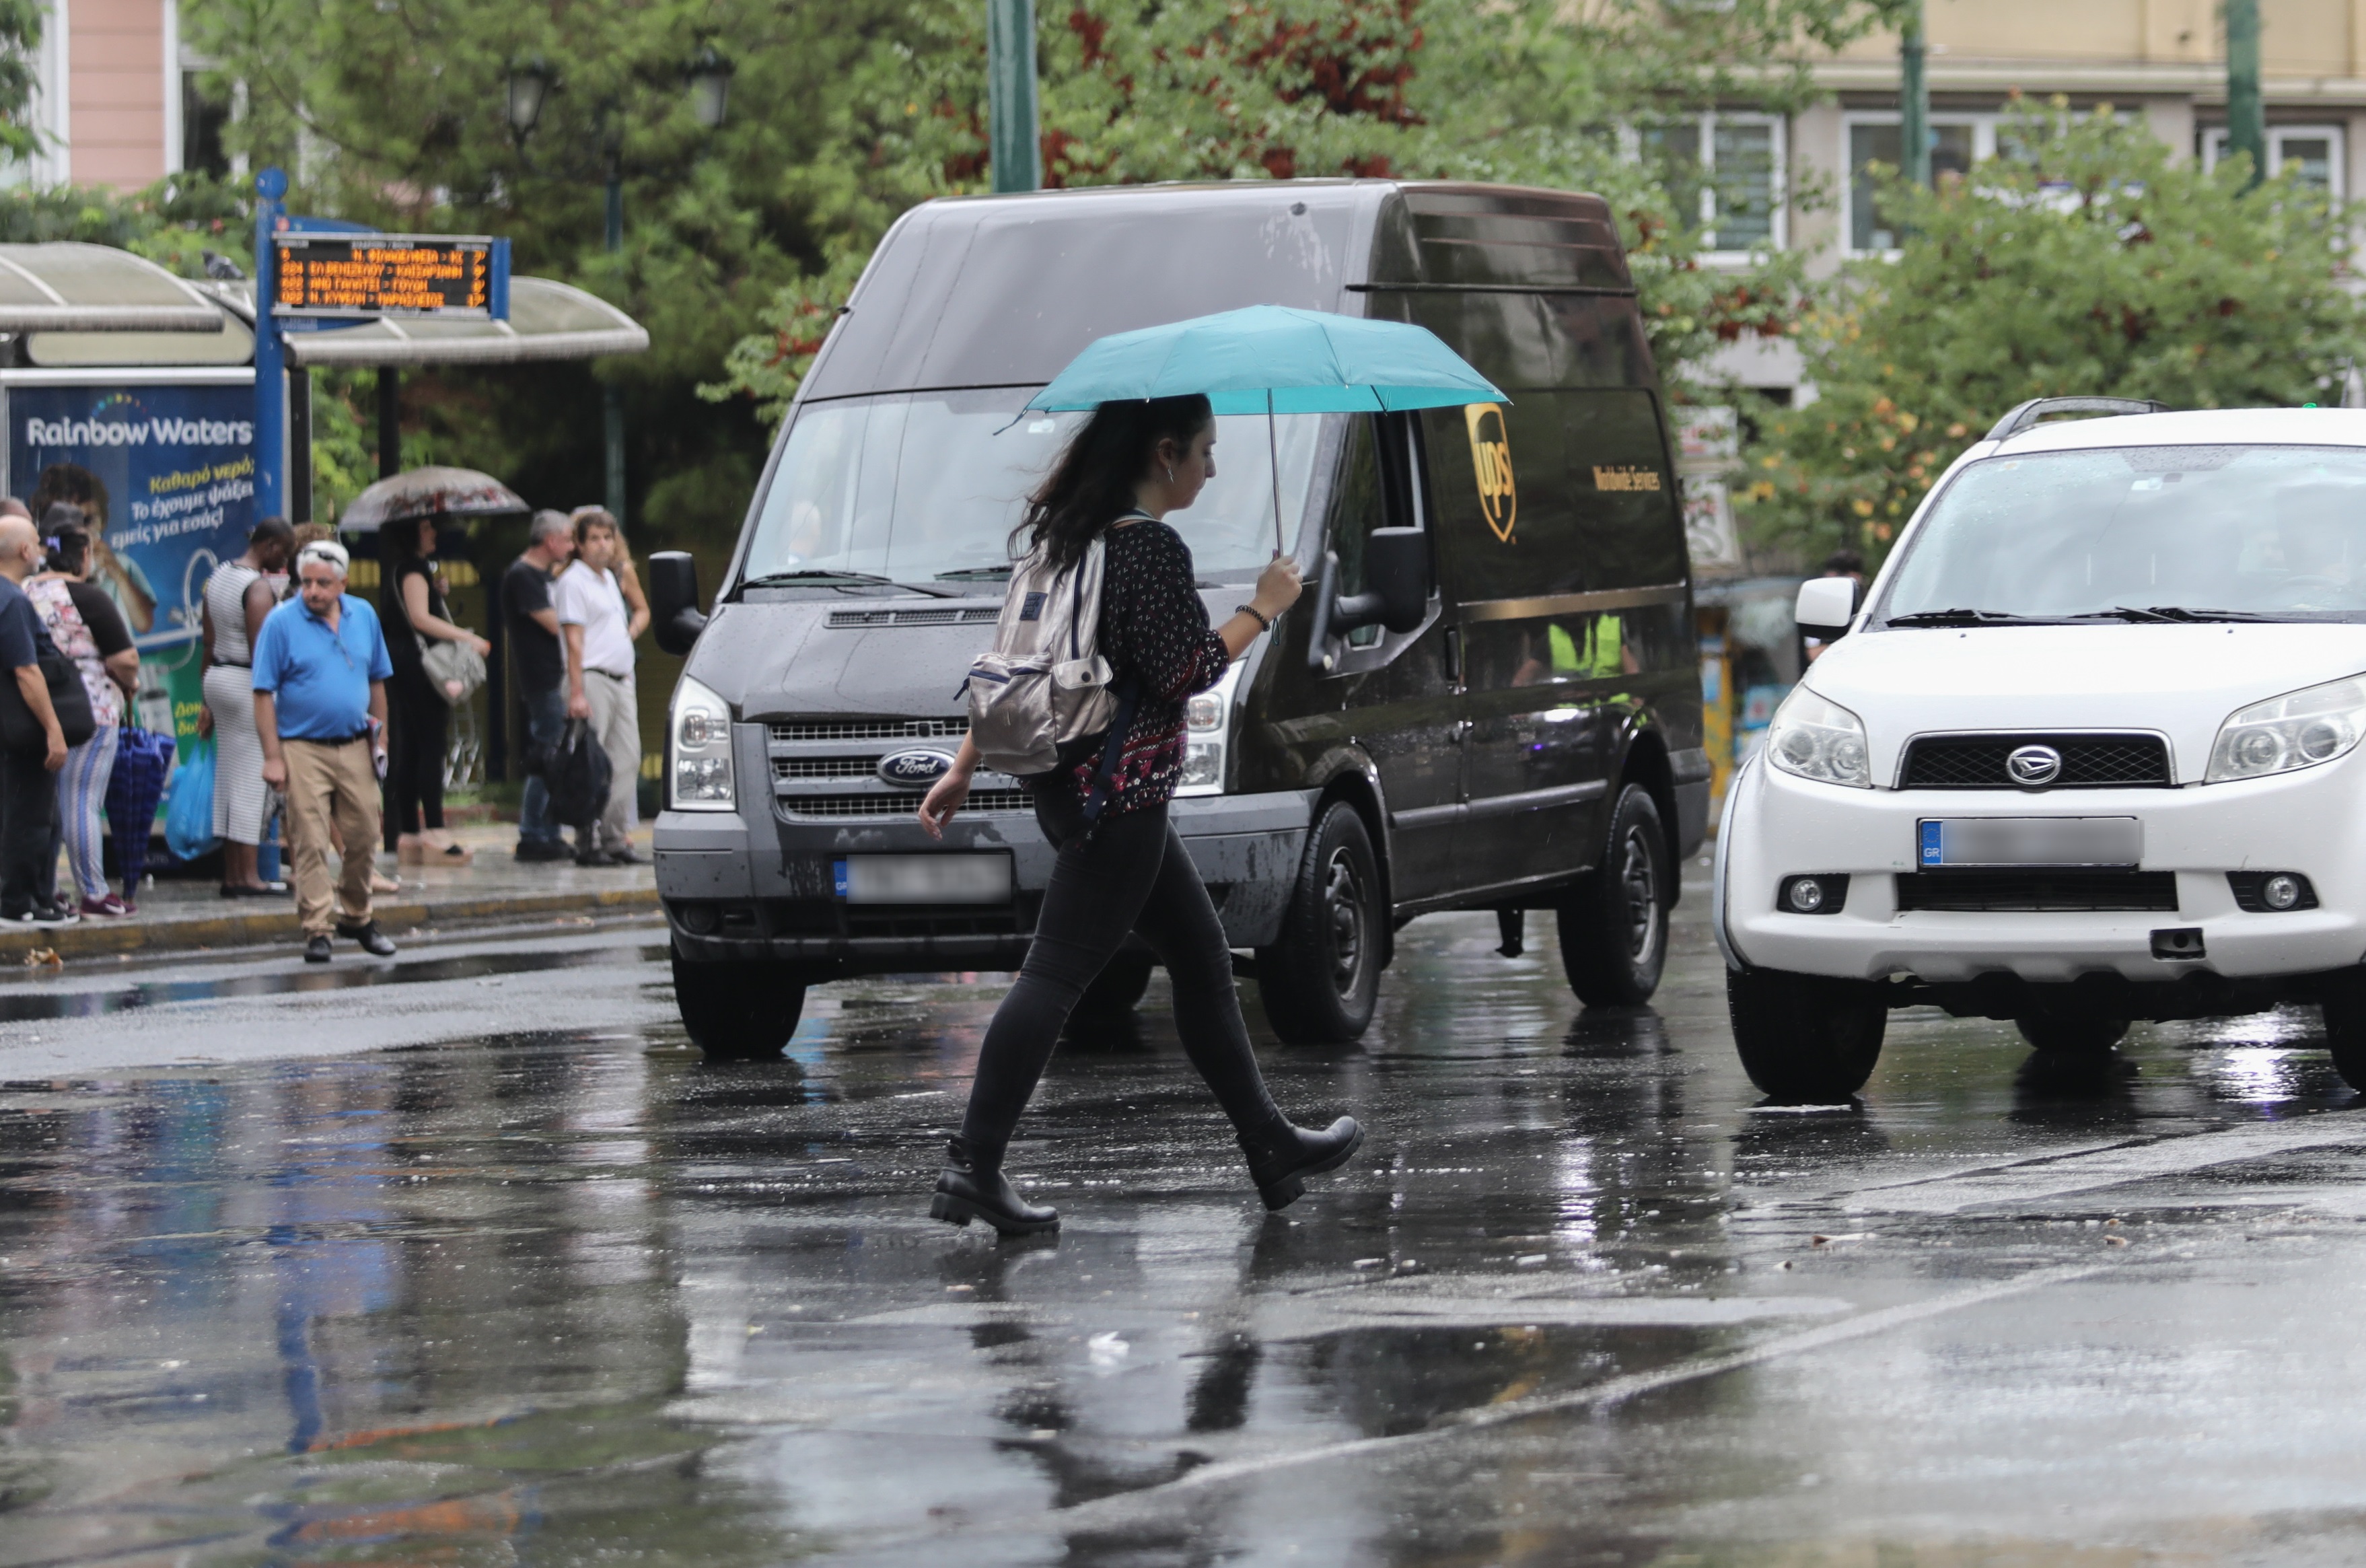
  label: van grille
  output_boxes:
[1894,870,2179,913]
[773,758,882,781]
[1901,734,2171,789]
[779,789,1033,820]
[768,717,968,744]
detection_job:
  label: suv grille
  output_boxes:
[768,717,968,743]
[1902,734,2170,789]
[779,789,1034,820]
[1895,870,2179,913]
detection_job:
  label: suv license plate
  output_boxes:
[1918,817,2142,868]
[834,853,1013,905]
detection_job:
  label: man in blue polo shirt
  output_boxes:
[252,540,398,962]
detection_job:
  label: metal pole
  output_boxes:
[289,367,312,523]
[2226,0,2266,190]
[603,145,627,523]
[1900,0,1930,188]
[252,168,287,519]
[377,367,401,479]
[1266,390,1283,559]
[987,0,1040,193]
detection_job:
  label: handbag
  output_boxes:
[0,637,97,753]
[419,635,487,706]
[546,717,613,826]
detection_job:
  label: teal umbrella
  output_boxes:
[1026,305,1509,551]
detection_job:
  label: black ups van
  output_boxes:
[651,180,1709,1055]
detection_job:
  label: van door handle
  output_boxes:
[1443,627,1462,684]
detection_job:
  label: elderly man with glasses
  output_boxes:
[252,540,398,962]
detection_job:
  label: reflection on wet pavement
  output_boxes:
[8,875,2366,1563]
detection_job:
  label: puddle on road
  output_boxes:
[0,941,674,1023]
[5,900,2366,1563]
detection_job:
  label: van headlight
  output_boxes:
[1175,662,1247,797]
[668,674,736,811]
[1766,687,1871,789]
[2205,673,2366,783]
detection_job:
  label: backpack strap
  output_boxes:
[1077,675,1141,829]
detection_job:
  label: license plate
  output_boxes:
[833,853,1013,905]
[1917,818,2142,868]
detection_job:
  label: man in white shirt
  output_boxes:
[553,507,649,865]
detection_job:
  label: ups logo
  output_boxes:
[1464,402,1516,542]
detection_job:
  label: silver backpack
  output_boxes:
[963,536,1120,777]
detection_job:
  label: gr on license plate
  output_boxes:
[833,853,1013,905]
[1917,817,2142,868]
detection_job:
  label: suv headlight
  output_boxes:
[2205,673,2366,783]
[1766,687,1871,789]
[668,674,736,811]
[1175,662,1247,797]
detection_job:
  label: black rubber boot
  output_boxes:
[929,1136,1059,1236]
[1238,1113,1364,1211]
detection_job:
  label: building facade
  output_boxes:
[7,0,225,190]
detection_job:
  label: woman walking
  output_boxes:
[28,515,139,915]
[201,517,296,897]
[380,514,491,863]
[917,394,1361,1235]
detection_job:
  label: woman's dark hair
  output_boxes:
[1014,394,1213,572]
[383,512,442,565]
[44,525,87,576]
[251,516,295,553]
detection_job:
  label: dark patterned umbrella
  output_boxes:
[338,466,528,532]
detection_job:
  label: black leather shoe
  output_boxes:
[604,845,643,865]
[303,934,332,963]
[335,919,397,958]
[1239,1113,1364,1211]
[929,1136,1059,1235]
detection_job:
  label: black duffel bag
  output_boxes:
[0,638,96,754]
[544,716,612,828]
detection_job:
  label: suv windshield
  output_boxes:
[1877,444,2366,625]
[740,388,1322,587]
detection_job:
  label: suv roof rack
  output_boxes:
[1985,396,2169,443]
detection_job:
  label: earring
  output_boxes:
[1166,464,1175,483]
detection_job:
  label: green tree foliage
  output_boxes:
[1742,100,2366,567]
[0,0,43,163]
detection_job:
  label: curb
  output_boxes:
[0,885,662,963]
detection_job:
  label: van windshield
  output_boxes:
[1877,444,2366,625]
[740,389,1323,587]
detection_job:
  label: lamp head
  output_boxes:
[685,45,733,131]
[506,57,555,143]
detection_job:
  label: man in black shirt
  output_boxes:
[503,510,575,861]
[0,513,68,923]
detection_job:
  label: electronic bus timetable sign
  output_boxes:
[270,233,508,320]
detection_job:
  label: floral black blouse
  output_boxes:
[1057,515,1230,817]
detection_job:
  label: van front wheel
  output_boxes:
[672,946,808,1059]
[1256,802,1384,1044]
[1727,966,1888,1102]
[1558,785,1672,1007]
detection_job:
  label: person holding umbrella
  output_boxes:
[917,393,1359,1236]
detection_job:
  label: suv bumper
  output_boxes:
[1722,753,2366,985]
[655,788,1315,972]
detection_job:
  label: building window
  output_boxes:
[180,71,233,178]
[1845,114,1995,254]
[1637,112,1787,256]
[2201,126,2344,194]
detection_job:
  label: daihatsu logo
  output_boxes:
[2007,744,2063,787]
[877,748,956,788]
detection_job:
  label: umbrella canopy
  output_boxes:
[338,466,529,533]
[1026,304,1508,415]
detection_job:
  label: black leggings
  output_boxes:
[958,788,1281,1166]
[383,667,447,850]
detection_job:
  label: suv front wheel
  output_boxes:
[1727,966,1888,1102]
[672,946,809,1059]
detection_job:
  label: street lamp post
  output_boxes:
[2226,0,2266,191]
[987,0,1040,193]
[505,48,732,525]
[1899,0,1929,190]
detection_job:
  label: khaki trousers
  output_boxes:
[284,738,381,936]
[583,668,639,851]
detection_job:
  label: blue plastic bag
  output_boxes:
[163,744,220,863]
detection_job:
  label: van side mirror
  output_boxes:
[650,551,707,655]
[1305,528,1433,670]
[1795,575,1859,637]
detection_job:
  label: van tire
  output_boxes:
[1727,966,1888,1102]
[1558,785,1672,1007]
[2320,970,2366,1091]
[673,947,808,1059]
[1073,950,1156,1021]
[1257,802,1384,1044]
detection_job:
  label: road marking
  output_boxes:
[1838,1118,2366,1215]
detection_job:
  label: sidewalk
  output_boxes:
[4,822,659,963]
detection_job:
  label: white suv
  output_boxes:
[1717,399,2366,1100]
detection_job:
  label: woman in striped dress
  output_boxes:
[200,518,295,897]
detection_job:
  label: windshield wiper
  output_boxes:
[1884,608,2069,627]
[934,566,1013,581]
[2070,605,2276,624]
[741,570,958,598]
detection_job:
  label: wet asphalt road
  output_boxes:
[11,879,2366,1564]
